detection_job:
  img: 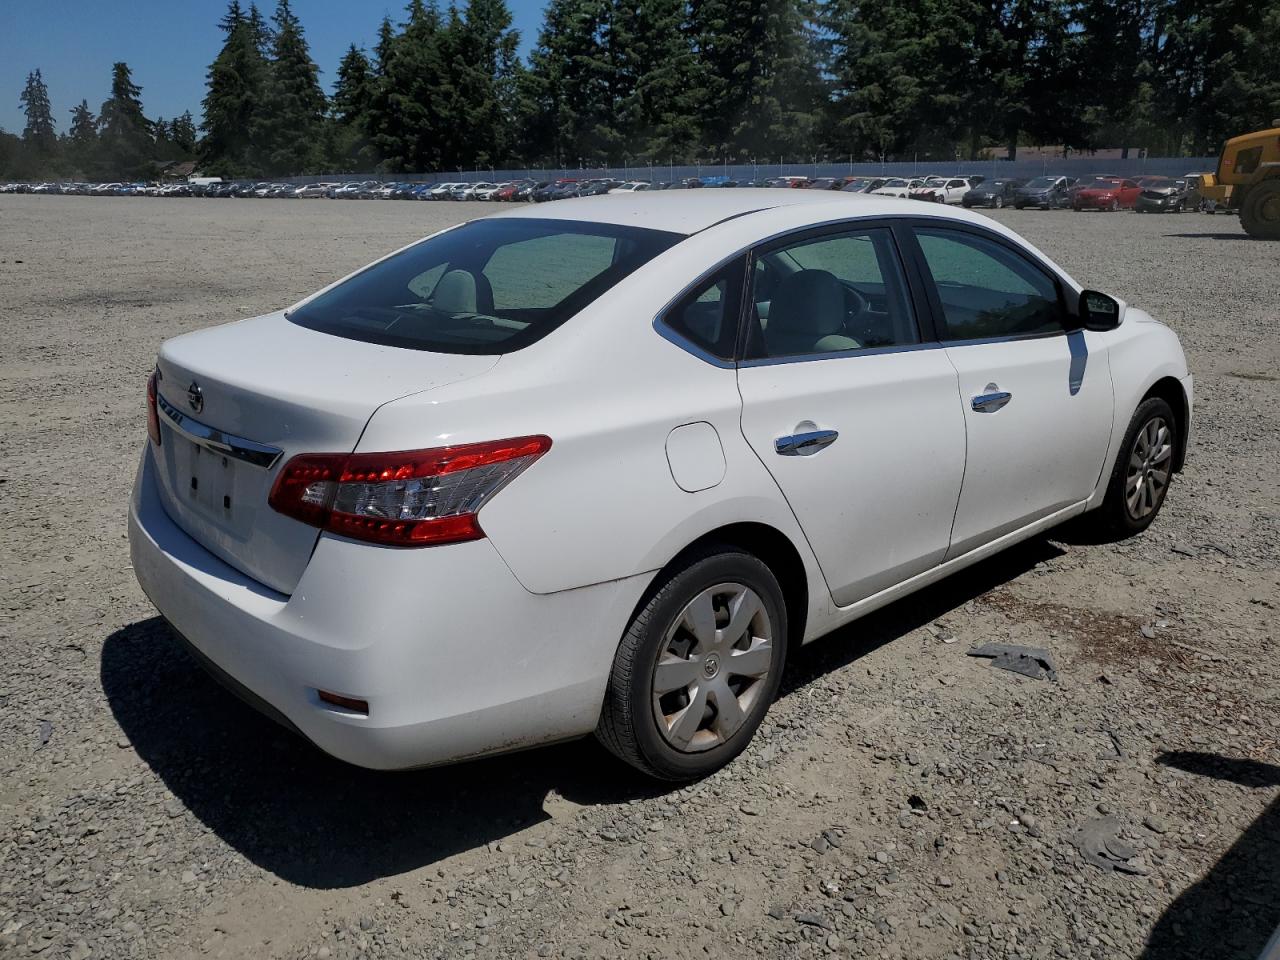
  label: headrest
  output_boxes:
[768,269,846,336]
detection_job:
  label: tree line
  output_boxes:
[4,0,1279,181]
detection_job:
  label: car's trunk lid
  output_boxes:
[152,311,499,594]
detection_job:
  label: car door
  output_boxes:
[736,224,966,607]
[906,224,1114,558]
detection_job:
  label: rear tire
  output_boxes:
[1086,397,1177,538]
[596,546,788,781]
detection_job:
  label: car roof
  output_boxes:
[486,188,985,235]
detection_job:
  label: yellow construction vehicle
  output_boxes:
[1216,120,1280,238]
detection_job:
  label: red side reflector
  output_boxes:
[317,690,369,714]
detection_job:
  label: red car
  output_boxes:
[1072,177,1141,211]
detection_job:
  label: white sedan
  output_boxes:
[870,177,926,198]
[129,191,1192,780]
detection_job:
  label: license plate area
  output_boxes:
[178,437,240,519]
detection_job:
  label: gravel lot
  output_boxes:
[1,195,1277,960]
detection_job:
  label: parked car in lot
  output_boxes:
[871,177,926,199]
[961,178,1023,208]
[130,190,1191,780]
[1073,177,1141,211]
[841,177,889,194]
[1135,178,1192,213]
[609,181,652,194]
[910,177,973,204]
[1014,176,1075,209]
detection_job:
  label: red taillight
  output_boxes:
[146,371,162,446]
[268,435,551,547]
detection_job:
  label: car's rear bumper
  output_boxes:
[128,448,646,769]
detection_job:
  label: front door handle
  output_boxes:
[971,390,1012,413]
[775,429,839,456]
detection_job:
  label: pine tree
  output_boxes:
[66,99,98,174]
[691,0,822,161]
[255,0,327,174]
[201,0,270,174]
[331,45,374,169]
[820,0,926,159]
[523,0,616,165]
[333,44,373,123]
[371,1,446,171]
[98,62,154,177]
[612,0,705,160]
[1163,0,1280,153]
[452,0,523,166]
[19,69,58,162]
[171,111,198,153]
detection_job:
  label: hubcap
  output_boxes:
[1125,416,1173,520]
[651,583,774,753]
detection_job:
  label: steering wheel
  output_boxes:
[841,282,870,322]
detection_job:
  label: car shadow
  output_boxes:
[1140,752,1280,959]
[101,538,1062,888]
[1162,232,1252,240]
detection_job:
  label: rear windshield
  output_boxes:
[288,218,682,354]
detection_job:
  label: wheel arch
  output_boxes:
[1141,376,1190,472]
[637,522,811,650]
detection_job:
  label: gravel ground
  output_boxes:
[1,195,1277,960]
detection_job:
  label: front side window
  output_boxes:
[288,218,682,354]
[746,228,917,359]
[914,228,1063,340]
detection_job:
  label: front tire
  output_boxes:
[1241,181,1280,239]
[596,546,788,781]
[1088,397,1177,538]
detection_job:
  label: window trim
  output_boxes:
[897,219,1074,346]
[651,214,1080,366]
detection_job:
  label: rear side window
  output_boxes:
[659,257,746,361]
[914,228,1063,340]
[289,218,682,354]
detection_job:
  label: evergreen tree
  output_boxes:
[523,0,616,165]
[820,0,936,159]
[66,99,98,174]
[370,1,447,171]
[171,111,198,153]
[98,62,154,177]
[691,0,822,161]
[612,0,705,160]
[333,44,373,123]
[19,69,58,163]
[454,0,522,166]
[255,0,327,174]
[331,45,375,169]
[1163,0,1280,153]
[201,0,270,174]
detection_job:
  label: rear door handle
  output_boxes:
[774,429,839,456]
[971,391,1012,413]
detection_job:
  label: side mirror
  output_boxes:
[1074,290,1123,331]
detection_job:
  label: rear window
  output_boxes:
[288,218,682,354]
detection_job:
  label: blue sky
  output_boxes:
[1,0,545,135]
